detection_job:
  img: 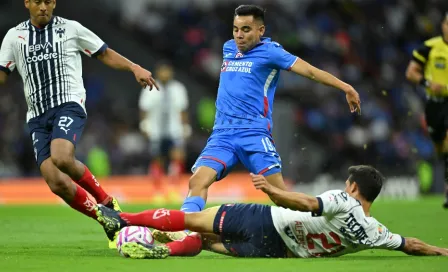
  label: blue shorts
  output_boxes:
[192,129,282,180]
[212,203,287,258]
[27,102,87,167]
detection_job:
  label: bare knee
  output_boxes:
[51,154,75,172]
[188,168,216,191]
[47,178,73,198]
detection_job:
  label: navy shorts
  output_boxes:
[213,203,287,258]
[27,102,87,167]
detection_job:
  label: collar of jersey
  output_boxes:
[28,16,55,31]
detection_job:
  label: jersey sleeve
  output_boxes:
[73,21,108,58]
[176,83,189,111]
[267,42,298,70]
[412,44,431,66]
[313,190,352,217]
[138,87,153,111]
[0,29,16,74]
[373,223,406,251]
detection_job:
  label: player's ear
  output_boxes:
[349,181,358,194]
[24,0,30,9]
[53,0,56,8]
[259,24,265,36]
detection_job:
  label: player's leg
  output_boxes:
[181,129,239,213]
[50,102,121,248]
[443,133,448,208]
[200,233,232,256]
[50,103,114,206]
[148,138,164,180]
[40,158,98,219]
[167,138,185,178]
[237,130,287,203]
[96,204,220,242]
[152,130,239,242]
[207,203,287,258]
[425,100,448,208]
[28,115,99,220]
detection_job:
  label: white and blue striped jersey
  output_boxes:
[0,16,107,121]
[271,190,405,258]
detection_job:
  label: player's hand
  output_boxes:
[132,64,159,90]
[250,173,273,194]
[344,86,361,115]
[429,81,445,95]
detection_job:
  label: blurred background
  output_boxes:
[1,0,447,200]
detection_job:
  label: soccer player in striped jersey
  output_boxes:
[96,165,448,258]
[153,4,361,242]
[0,0,158,249]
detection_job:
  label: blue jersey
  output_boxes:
[214,37,298,131]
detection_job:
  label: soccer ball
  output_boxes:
[116,226,154,257]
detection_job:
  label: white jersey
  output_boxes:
[139,79,188,141]
[0,16,107,121]
[271,190,405,258]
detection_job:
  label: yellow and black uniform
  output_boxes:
[412,36,448,142]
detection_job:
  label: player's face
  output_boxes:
[442,15,448,40]
[25,0,56,27]
[156,65,174,83]
[233,15,265,52]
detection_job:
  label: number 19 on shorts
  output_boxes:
[261,137,276,152]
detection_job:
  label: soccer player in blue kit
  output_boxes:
[154,4,362,242]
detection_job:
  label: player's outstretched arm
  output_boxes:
[96,48,159,90]
[251,174,320,213]
[0,70,7,85]
[401,237,448,256]
[290,58,361,115]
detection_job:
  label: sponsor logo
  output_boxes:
[26,52,59,64]
[29,42,53,53]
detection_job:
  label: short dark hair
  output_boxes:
[234,5,265,23]
[348,165,384,202]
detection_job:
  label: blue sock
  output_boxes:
[181,196,206,213]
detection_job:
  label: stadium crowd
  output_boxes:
[0,0,446,179]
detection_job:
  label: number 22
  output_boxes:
[307,232,341,250]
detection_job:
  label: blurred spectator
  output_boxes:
[139,61,190,179]
[2,0,448,180]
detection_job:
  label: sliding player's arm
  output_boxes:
[251,173,319,212]
[0,29,17,85]
[373,223,448,256]
[289,58,360,114]
[73,21,158,90]
[401,237,448,256]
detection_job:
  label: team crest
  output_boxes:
[377,224,384,234]
[434,56,446,69]
[221,60,229,72]
[55,28,65,38]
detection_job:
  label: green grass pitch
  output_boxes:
[1,197,447,272]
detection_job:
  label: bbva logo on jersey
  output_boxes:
[29,42,53,53]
